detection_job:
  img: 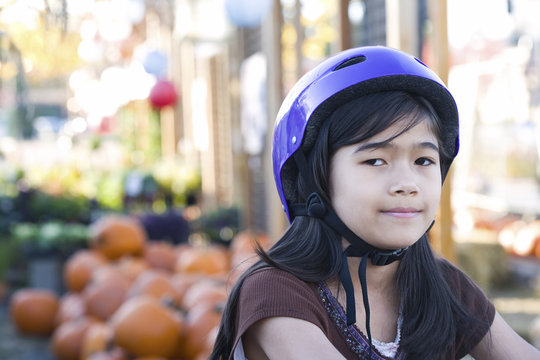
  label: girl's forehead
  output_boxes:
[363,117,437,144]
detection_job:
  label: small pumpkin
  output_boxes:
[115,256,149,283]
[86,347,128,360]
[127,270,182,305]
[514,222,540,257]
[64,250,107,293]
[179,302,223,360]
[143,241,178,272]
[194,325,219,360]
[169,273,205,305]
[80,322,114,360]
[89,215,147,260]
[230,230,270,255]
[83,276,131,321]
[10,288,59,336]
[181,279,227,311]
[54,292,86,328]
[51,316,97,360]
[498,220,526,254]
[110,296,184,358]
[175,245,230,275]
[90,264,131,286]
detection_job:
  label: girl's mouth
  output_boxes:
[382,207,421,218]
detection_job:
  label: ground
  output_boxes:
[0,303,54,360]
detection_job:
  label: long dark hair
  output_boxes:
[211,91,488,359]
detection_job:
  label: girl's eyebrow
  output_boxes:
[353,141,439,153]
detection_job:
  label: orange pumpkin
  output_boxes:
[194,325,219,360]
[230,230,270,255]
[498,220,526,254]
[110,296,184,358]
[90,264,131,286]
[54,292,86,328]
[179,303,223,360]
[10,288,59,336]
[89,215,147,260]
[181,280,227,311]
[51,316,97,360]
[175,245,230,275]
[143,241,178,272]
[169,273,206,305]
[80,322,113,360]
[83,276,131,321]
[115,256,149,283]
[514,222,540,257]
[127,270,182,305]
[86,347,128,360]
[64,250,107,293]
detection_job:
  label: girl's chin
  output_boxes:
[365,236,423,250]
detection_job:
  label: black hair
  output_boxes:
[210,91,489,359]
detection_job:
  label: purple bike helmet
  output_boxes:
[272,46,459,222]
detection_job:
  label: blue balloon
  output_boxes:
[143,50,168,77]
[225,0,273,28]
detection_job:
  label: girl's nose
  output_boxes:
[389,181,419,196]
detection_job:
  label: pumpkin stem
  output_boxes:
[161,295,187,315]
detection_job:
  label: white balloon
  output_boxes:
[224,0,273,27]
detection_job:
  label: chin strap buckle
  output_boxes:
[370,246,409,266]
[306,193,326,218]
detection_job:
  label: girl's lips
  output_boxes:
[382,207,421,218]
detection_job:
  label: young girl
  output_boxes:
[210,46,540,359]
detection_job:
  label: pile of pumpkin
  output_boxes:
[474,214,540,258]
[8,214,269,360]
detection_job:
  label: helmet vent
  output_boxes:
[414,57,428,68]
[333,55,367,71]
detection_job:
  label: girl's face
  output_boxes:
[329,117,442,250]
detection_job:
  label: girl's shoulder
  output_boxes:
[245,266,308,283]
[436,257,483,293]
[239,267,320,305]
[436,257,496,323]
[234,267,333,353]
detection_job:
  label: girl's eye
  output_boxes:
[415,157,435,166]
[364,159,385,166]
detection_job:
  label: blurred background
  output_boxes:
[1,0,540,359]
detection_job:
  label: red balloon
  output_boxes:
[149,80,178,108]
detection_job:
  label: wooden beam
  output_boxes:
[262,0,288,240]
[338,0,351,50]
[386,0,420,55]
[428,0,455,262]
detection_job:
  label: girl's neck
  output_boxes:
[325,256,400,301]
[340,239,400,294]
[347,257,399,295]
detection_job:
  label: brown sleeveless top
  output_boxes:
[232,259,495,359]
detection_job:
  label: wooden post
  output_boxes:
[294,0,304,78]
[160,106,176,158]
[386,0,420,55]
[428,0,455,262]
[338,0,351,51]
[262,0,288,241]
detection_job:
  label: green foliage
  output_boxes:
[190,206,240,245]
[10,221,89,253]
[28,190,91,222]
